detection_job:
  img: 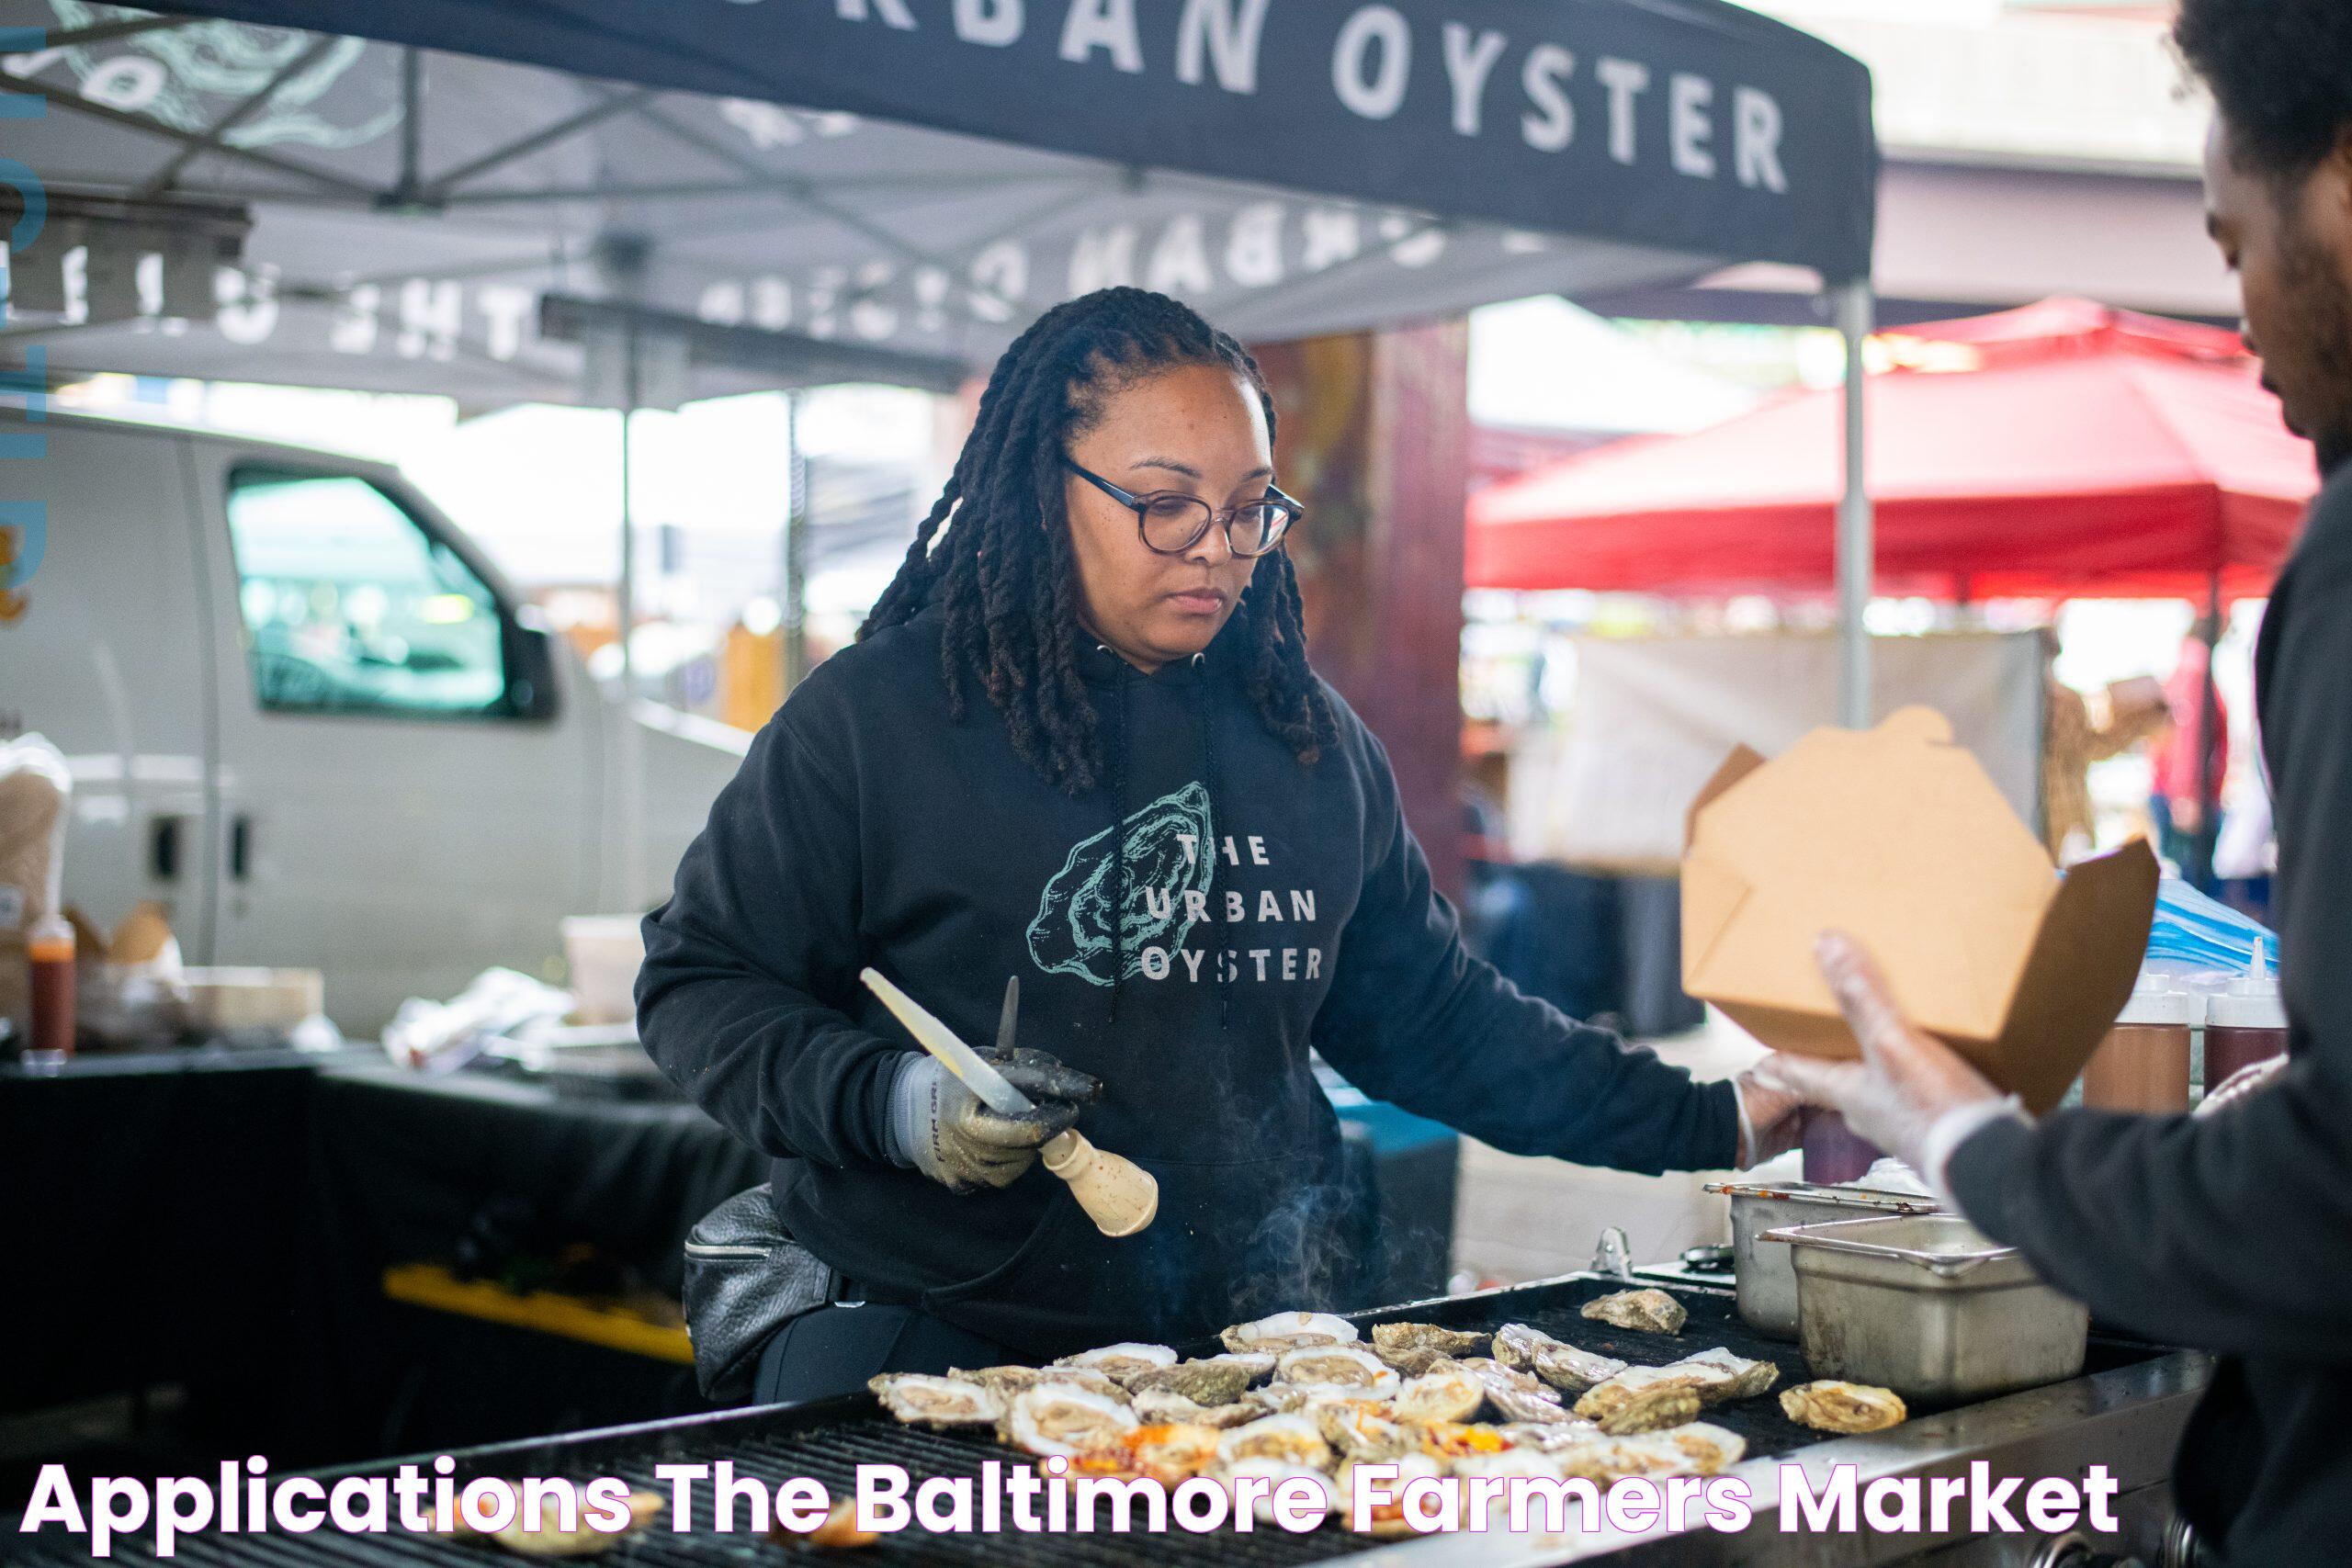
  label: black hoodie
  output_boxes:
[639,604,1736,1359]
[1947,457,2352,1562]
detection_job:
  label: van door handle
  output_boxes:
[150,816,185,882]
[229,814,253,882]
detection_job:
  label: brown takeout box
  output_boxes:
[1681,706,2159,1113]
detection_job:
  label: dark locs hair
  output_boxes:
[858,286,1339,794]
[2176,0,2352,186]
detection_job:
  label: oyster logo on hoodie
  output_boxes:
[1026,781,1326,987]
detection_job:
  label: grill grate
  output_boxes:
[17,1276,2164,1566]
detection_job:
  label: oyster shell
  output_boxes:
[1129,1388,1262,1429]
[1001,1385,1138,1458]
[1573,1364,1710,1423]
[1781,1381,1907,1434]
[1216,1411,1334,1471]
[1454,1357,1575,1423]
[1053,1342,1180,1384]
[1276,1343,1400,1397]
[1216,1458,1336,1523]
[1125,1358,1257,1406]
[1385,1362,1485,1426]
[1314,1399,1418,1461]
[1414,1420,1514,1464]
[1495,1419,1605,1452]
[1368,1322,1489,1374]
[954,1364,1126,1403]
[1579,1288,1688,1335]
[866,1373,1004,1428]
[1595,1389,1703,1437]
[1337,1450,1448,1536]
[1491,1323,1628,1393]
[1679,1347,1780,1404]
[1221,1311,1358,1354]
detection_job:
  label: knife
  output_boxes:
[861,966,1158,1238]
[863,967,1034,1118]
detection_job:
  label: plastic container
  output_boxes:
[561,915,646,1026]
[2082,977,2196,1113]
[2206,971,2288,1090]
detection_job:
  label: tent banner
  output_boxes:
[137,0,1874,280]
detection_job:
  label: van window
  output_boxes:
[224,469,513,718]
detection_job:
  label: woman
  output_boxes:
[639,288,1804,1403]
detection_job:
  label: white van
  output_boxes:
[1,407,745,1035]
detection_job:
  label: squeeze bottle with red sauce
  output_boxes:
[27,912,75,1061]
[2205,965,2288,1092]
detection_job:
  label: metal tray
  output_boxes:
[1762,1213,2088,1404]
[1706,1179,1939,1340]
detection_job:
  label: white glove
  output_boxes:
[1729,1057,1814,1167]
[1764,931,2025,1208]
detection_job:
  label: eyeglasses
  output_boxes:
[1062,457,1303,558]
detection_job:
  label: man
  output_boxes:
[1771,4,2352,1560]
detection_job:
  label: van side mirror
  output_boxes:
[505,624,561,721]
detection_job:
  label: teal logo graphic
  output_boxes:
[1028,783,1214,986]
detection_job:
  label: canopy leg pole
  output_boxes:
[782,389,809,694]
[2190,572,2224,892]
[1835,280,1875,728]
[616,324,646,910]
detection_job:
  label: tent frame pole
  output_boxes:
[616,322,646,910]
[2190,571,2224,891]
[782,389,810,694]
[1836,278,1875,728]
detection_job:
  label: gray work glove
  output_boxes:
[885,1048,1103,1193]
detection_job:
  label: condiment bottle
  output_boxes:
[2082,976,2193,1112]
[2205,966,2288,1092]
[1801,1110,1881,1186]
[27,911,75,1061]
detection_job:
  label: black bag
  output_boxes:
[682,1184,835,1402]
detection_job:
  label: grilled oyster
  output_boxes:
[1216,1458,1336,1522]
[1385,1362,1485,1426]
[1679,1347,1780,1403]
[1337,1451,1448,1536]
[1001,1385,1138,1458]
[1414,1420,1514,1465]
[1216,1412,1334,1471]
[1491,1323,1628,1393]
[1314,1399,1418,1461]
[491,1489,663,1557]
[1203,1350,1278,1383]
[1368,1322,1488,1374]
[1580,1288,1687,1335]
[1454,1357,1575,1423]
[954,1364,1127,1403]
[1495,1419,1604,1452]
[1781,1381,1908,1434]
[1631,1421,1747,1475]
[1121,1423,1222,1482]
[1129,1388,1264,1429]
[1222,1311,1358,1354]
[1582,1382,1703,1437]
[1125,1358,1257,1406]
[866,1373,1004,1428]
[1054,1342,1179,1384]
[1276,1343,1400,1397]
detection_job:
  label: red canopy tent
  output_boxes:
[1466,298,2319,602]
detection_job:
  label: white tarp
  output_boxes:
[1512,629,2046,872]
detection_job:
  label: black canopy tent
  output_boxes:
[2,2,1883,854]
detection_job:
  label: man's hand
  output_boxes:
[1765,931,2018,1195]
[1730,1057,1815,1167]
[888,1048,1103,1192]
